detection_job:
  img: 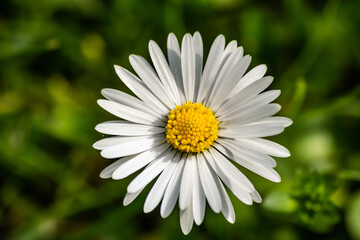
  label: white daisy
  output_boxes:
[94,32,292,234]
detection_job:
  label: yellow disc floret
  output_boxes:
[166,101,219,153]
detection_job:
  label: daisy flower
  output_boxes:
[94,32,292,234]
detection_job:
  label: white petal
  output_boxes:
[207,45,244,106]
[161,156,186,218]
[101,88,164,119]
[218,122,285,138]
[218,139,277,167]
[93,136,142,150]
[167,33,186,104]
[248,116,293,127]
[123,188,144,206]
[220,45,243,68]
[129,55,175,108]
[97,99,163,126]
[197,35,225,103]
[219,103,281,127]
[143,152,181,213]
[204,148,254,205]
[236,138,290,158]
[127,148,176,193]
[197,153,222,213]
[222,53,251,94]
[181,34,196,102]
[193,32,203,101]
[218,89,281,121]
[222,40,238,58]
[179,154,196,210]
[230,64,267,97]
[192,160,206,225]
[100,135,164,159]
[205,48,244,107]
[114,65,168,115]
[215,175,235,223]
[208,54,252,111]
[180,204,194,235]
[263,116,293,127]
[99,158,125,179]
[112,143,169,179]
[207,148,255,192]
[95,121,165,136]
[250,190,262,203]
[214,143,281,182]
[149,40,181,104]
[215,77,274,117]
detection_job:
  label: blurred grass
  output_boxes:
[1,0,360,239]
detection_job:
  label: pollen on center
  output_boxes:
[165,101,219,153]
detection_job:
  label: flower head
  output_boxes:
[94,32,292,234]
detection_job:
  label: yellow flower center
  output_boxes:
[165,101,219,153]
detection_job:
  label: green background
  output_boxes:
[1,0,360,239]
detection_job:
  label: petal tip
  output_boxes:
[129,54,137,62]
[94,124,101,132]
[100,88,109,96]
[149,39,156,47]
[143,205,152,214]
[99,171,110,179]
[100,150,109,159]
[286,119,294,127]
[168,32,176,38]
[226,216,235,224]
[112,169,125,180]
[97,99,107,107]
[114,65,122,73]
[92,140,103,150]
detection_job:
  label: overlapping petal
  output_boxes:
[94,32,292,235]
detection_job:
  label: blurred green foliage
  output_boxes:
[292,170,340,232]
[1,0,360,239]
